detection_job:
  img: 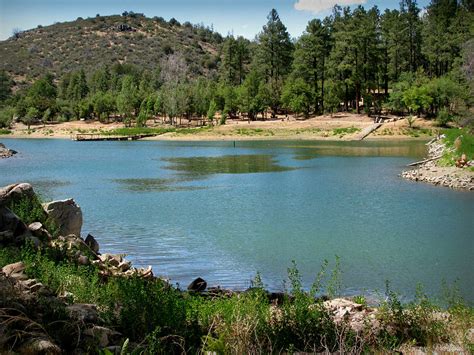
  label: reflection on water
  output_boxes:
[162,154,295,175]
[113,177,208,192]
[291,141,427,161]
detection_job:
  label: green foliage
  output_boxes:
[104,127,175,136]
[406,115,416,128]
[332,127,360,136]
[377,282,449,348]
[437,108,452,126]
[0,106,15,128]
[255,9,293,116]
[7,195,59,237]
[281,77,312,117]
[439,128,474,167]
[0,244,472,353]
[206,99,217,122]
[0,70,12,103]
[116,75,139,126]
[1,2,471,123]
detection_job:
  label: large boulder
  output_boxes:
[0,183,35,207]
[43,199,82,237]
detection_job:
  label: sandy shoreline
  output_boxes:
[1,113,438,142]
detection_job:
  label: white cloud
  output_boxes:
[294,0,367,13]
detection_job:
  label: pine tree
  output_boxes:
[256,9,294,117]
[291,19,331,114]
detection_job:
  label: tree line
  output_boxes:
[1,0,473,129]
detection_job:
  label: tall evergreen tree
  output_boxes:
[291,19,331,114]
[400,0,422,73]
[256,9,293,117]
[220,36,250,85]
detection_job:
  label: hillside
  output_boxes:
[0,13,222,84]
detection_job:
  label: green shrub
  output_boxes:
[8,195,59,237]
[437,108,452,127]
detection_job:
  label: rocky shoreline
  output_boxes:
[401,137,474,190]
[0,142,17,159]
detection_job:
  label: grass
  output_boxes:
[0,244,472,353]
[402,127,433,138]
[0,128,12,134]
[103,126,212,136]
[234,128,275,136]
[103,127,175,136]
[332,127,360,137]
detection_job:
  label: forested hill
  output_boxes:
[0,12,223,82]
[0,2,473,130]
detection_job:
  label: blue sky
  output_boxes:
[0,0,431,41]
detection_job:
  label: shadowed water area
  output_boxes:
[1,139,473,301]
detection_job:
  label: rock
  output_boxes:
[28,221,52,241]
[43,199,82,237]
[118,260,131,272]
[324,298,363,312]
[188,277,207,292]
[0,183,35,207]
[28,221,43,232]
[99,253,123,267]
[0,206,28,243]
[66,303,98,323]
[78,255,90,265]
[85,233,100,253]
[2,261,26,276]
[84,326,122,347]
[0,143,17,159]
[18,338,61,354]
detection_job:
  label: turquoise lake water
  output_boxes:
[1,139,473,301]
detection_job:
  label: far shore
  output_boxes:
[1,113,439,142]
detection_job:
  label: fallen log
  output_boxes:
[355,123,382,140]
[407,155,443,167]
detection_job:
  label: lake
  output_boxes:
[1,138,473,301]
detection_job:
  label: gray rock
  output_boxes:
[43,198,83,237]
[85,233,100,253]
[84,326,122,347]
[0,183,35,207]
[0,206,28,242]
[18,339,61,354]
[188,277,207,292]
[0,143,17,159]
[28,222,52,241]
[28,221,43,232]
[78,255,90,265]
[66,303,98,323]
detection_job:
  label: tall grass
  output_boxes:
[0,245,472,353]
